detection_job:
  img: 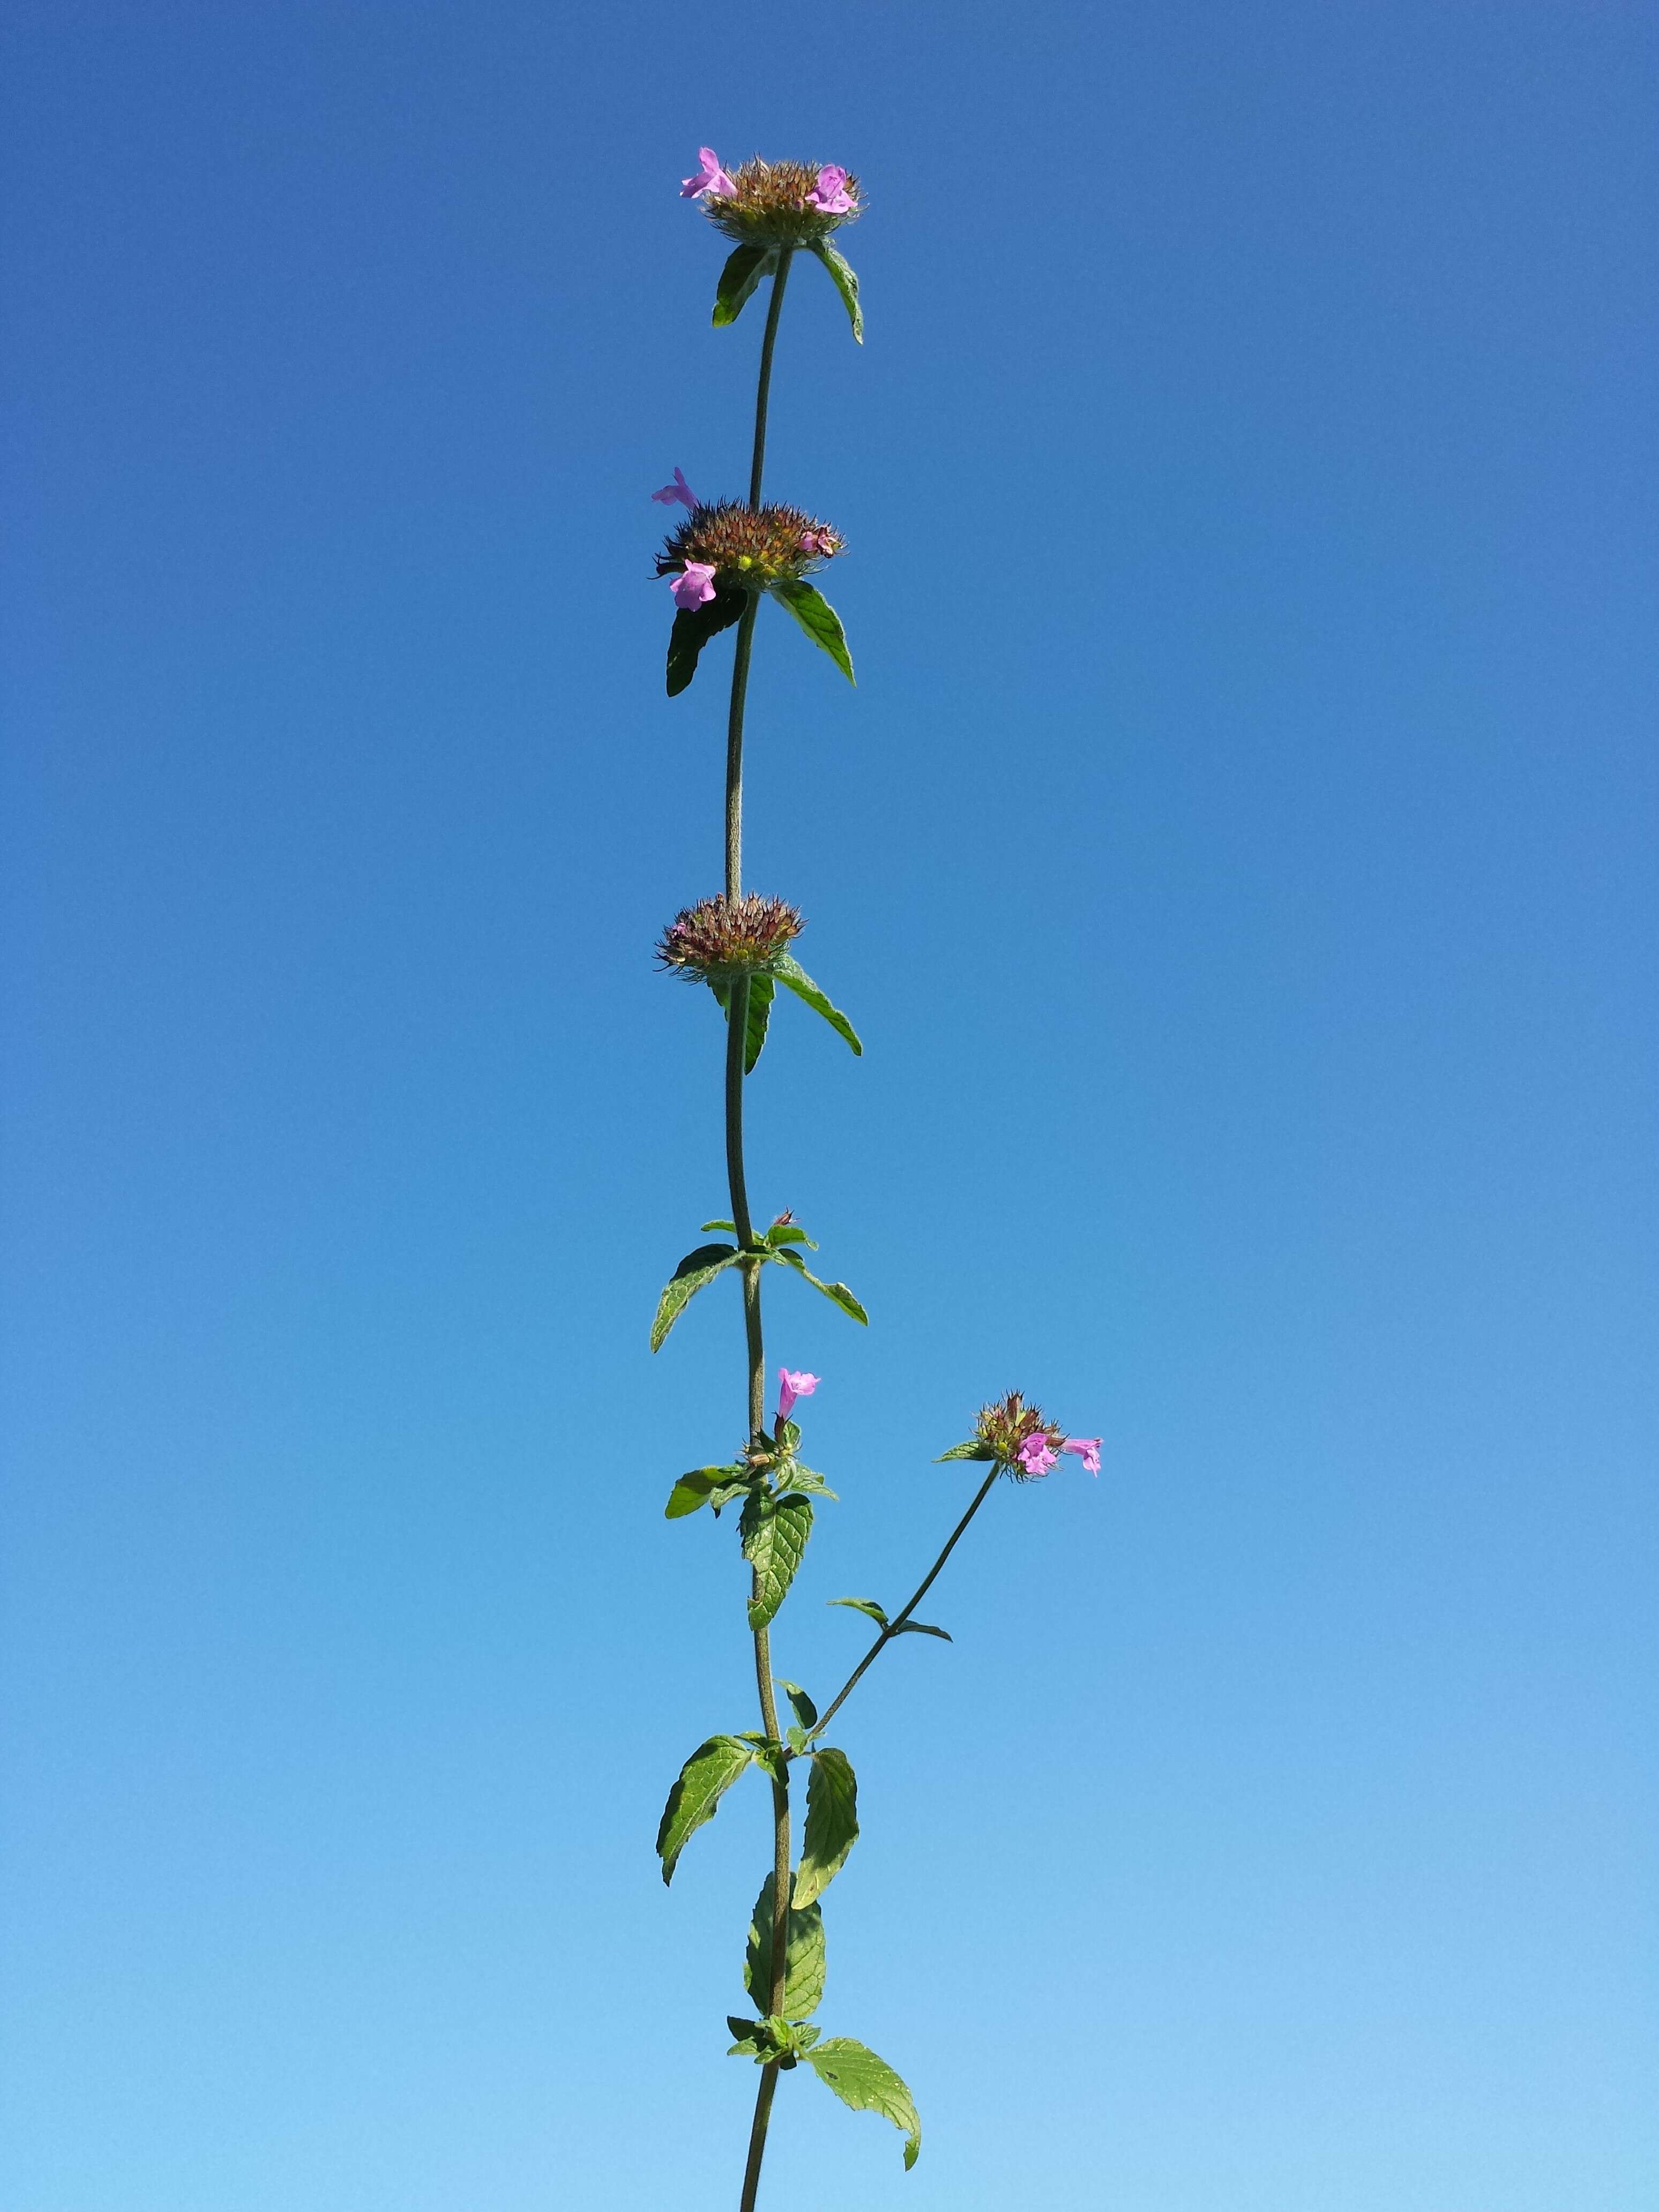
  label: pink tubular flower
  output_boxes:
[1017,1433,1059,1477]
[777,1368,820,1422]
[1062,1437,1102,1475]
[805,163,855,215]
[669,562,718,610]
[681,147,737,200]
[652,467,698,511]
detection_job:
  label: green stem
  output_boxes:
[725,252,795,2212]
[749,249,794,510]
[804,1465,1002,1748]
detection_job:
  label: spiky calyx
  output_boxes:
[657,501,844,595]
[656,894,805,984]
[705,158,862,248]
[974,1392,1065,1479]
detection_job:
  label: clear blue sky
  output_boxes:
[3,4,1655,2207]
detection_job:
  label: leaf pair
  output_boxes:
[712,239,863,345]
[712,954,862,1075]
[667,578,853,696]
[828,1596,952,1642]
[651,1228,868,1351]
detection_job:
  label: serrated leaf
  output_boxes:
[783,1466,839,1500]
[744,1872,826,2020]
[807,239,863,342]
[712,242,778,326]
[667,587,749,697]
[768,580,854,684]
[829,1597,888,1627]
[936,1439,998,1461]
[712,971,774,1072]
[655,1735,755,1884]
[777,1679,819,1730]
[772,953,862,1056]
[795,1746,858,1906]
[773,1245,869,1325]
[891,1618,952,1641]
[665,1466,751,1519]
[741,1491,814,1630]
[805,2038,921,2168]
[726,2015,764,2054]
[650,1242,742,1352]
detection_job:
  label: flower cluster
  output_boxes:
[974,1391,1102,1479]
[682,148,861,244]
[656,894,804,984]
[656,495,845,611]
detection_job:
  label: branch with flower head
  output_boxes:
[644,147,1100,2209]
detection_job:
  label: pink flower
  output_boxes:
[777,1368,820,1422]
[1062,1437,1102,1476]
[1017,1434,1058,1477]
[652,467,698,511]
[670,562,718,610]
[805,164,855,215]
[681,147,737,200]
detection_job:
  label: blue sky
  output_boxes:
[3,3,1655,2207]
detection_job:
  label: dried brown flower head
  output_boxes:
[656,894,805,984]
[657,500,844,594]
[974,1391,1065,1479]
[706,158,863,248]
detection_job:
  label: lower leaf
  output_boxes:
[805,2037,921,2169]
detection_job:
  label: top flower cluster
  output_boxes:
[681,148,861,246]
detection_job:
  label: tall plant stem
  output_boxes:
[723,246,793,905]
[806,1465,1003,1746]
[724,252,795,2212]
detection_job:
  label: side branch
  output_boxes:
[804,1465,1002,1746]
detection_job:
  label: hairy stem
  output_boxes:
[805,1465,1002,1746]
[749,248,794,510]
[726,252,795,2212]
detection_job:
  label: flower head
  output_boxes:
[652,467,699,511]
[657,498,843,596]
[681,147,737,201]
[700,155,862,247]
[1062,1437,1102,1475]
[777,1368,819,1422]
[669,561,717,610]
[655,893,805,984]
[971,1391,1064,1478]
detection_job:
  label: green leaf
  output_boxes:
[829,1597,888,1627]
[744,1871,826,2020]
[805,2038,921,2169]
[665,1465,751,1519]
[712,242,778,326]
[650,1242,742,1352]
[655,1735,755,1884]
[768,579,854,684]
[783,1465,839,1500]
[795,1746,858,1906]
[808,240,863,342]
[667,587,749,697]
[711,971,774,1073]
[772,953,862,1056]
[741,1491,814,1630]
[891,1618,952,1641]
[777,1679,819,1730]
[936,1439,998,1461]
[700,1218,737,1234]
[773,1245,869,1325]
[763,1222,818,1250]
